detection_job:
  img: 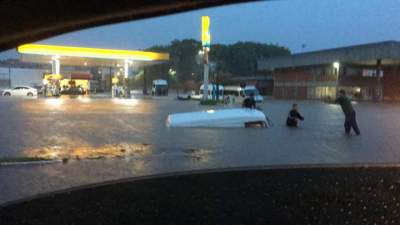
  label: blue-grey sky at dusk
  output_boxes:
[2,0,400,58]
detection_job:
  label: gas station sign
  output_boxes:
[202,16,211,48]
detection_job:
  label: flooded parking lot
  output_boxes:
[1,96,400,203]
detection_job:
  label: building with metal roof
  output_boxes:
[257,41,400,101]
[259,41,400,70]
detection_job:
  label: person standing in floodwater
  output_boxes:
[336,89,361,135]
[286,103,304,127]
[242,93,256,109]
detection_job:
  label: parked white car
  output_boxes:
[2,86,38,97]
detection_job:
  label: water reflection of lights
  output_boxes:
[77,95,91,103]
[166,116,172,127]
[131,159,147,172]
[206,109,215,114]
[45,98,63,106]
[351,101,358,105]
[183,148,212,163]
[112,98,138,106]
[49,152,59,158]
[24,143,152,161]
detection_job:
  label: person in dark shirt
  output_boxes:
[336,89,360,135]
[242,93,256,109]
[286,103,304,127]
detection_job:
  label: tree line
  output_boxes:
[132,39,290,89]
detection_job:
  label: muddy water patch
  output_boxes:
[0,143,152,165]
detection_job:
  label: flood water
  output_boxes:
[1,96,400,203]
[1,96,400,163]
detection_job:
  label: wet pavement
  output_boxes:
[1,96,400,203]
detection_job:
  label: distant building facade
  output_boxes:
[258,41,400,101]
[0,60,50,88]
[230,75,273,96]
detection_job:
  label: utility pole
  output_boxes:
[376,59,382,101]
[295,73,298,100]
[333,62,340,97]
[109,66,113,97]
[143,67,148,95]
[8,66,11,88]
[109,67,112,91]
[301,44,306,52]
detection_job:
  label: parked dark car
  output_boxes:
[60,87,84,95]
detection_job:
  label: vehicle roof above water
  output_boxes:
[224,85,258,91]
[167,108,267,128]
[152,79,168,85]
[224,86,242,91]
[244,85,257,89]
[200,84,225,90]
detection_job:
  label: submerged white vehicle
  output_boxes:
[166,108,268,128]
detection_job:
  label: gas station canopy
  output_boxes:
[17,44,169,67]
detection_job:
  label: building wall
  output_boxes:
[258,80,274,96]
[242,80,273,96]
[383,66,400,101]
[0,67,48,87]
[273,66,338,100]
[338,65,400,101]
[0,79,9,88]
[338,65,381,101]
[273,64,400,101]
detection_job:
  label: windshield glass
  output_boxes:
[1,0,400,204]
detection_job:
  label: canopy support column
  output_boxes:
[51,57,60,75]
[124,60,130,98]
[124,60,129,78]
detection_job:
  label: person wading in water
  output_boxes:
[336,89,361,135]
[286,103,304,127]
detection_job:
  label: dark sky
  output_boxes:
[2,0,400,58]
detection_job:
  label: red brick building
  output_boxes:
[258,41,400,101]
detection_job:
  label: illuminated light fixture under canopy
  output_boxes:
[17,44,169,61]
[333,62,340,70]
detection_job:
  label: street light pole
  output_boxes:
[376,59,382,101]
[333,62,340,98]
[143,66,148,95]
[8,66,11,88]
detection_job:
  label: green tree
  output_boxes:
[147,39,202,84]
[210,42,290,76]
[146,39,290,86]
